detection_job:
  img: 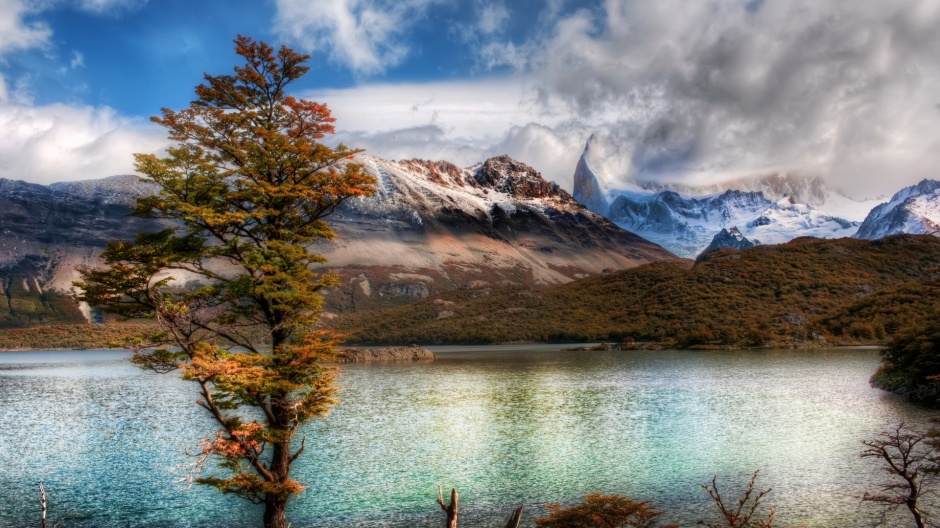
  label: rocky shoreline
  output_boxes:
[337,345,436,363]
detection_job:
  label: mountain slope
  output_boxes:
[854,180,940,239]
[0,175,167,328]
[333,235,940,347]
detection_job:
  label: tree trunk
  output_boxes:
[263,496,289,528]
[906,499,927,528]
[503,505,523,528]
[39,482,47,528]
[438,486,458,528]
[264,418,293,528]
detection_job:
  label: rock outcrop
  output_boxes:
[337,345,436,363]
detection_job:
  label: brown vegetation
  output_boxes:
[333,235,940,347]
[0,322,156,350]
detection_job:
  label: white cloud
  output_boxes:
[0,0,52,57]
[273,0,443,75]
[477,2,510,35]
[314,0,940,197]
[504,0,940,196]
[69,50,84,69]
[0,101,168,184]
[305,78,588,187]
[309,78,548,137]
[75,0,148,15]
[483,122,584,184]
[5,0,936,199]
[0,0,165,186]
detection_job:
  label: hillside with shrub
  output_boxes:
[332,235,940,347]
[0,255,88,329]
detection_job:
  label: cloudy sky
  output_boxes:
[2,0,939,197]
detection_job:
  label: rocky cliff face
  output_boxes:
[0,175,162,264]
[571,135,609,217]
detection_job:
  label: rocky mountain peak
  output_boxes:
[854,179,940,239]
[696,226,760,261]
[471,155,573,202]
[572,138,609,216]
[396,159,466,188]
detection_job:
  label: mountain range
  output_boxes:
[0,154,672,327]
[309,154,671,312]
[571,137,939,258]
[1,143,938,331]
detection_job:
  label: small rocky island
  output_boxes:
[337,345,435,363]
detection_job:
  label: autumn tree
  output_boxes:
[535,493,675,528]
[76,36,375,528]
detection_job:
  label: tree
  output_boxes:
[861,422,939,528]
[699,471,799,528]
[870,305,940,403]
[535,493,675,528]
[76,36,375,528]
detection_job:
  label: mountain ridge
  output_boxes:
[854,179,940,239]
[570,139,892,257]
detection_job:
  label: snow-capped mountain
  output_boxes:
[854,180,940,239]
[572,139,874,258]
[0,154,674,325]
[319,154,673,311]
[697,227,759,261]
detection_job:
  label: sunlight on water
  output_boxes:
[0,347,934,527]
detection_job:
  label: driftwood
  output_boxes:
[39,482,46,528]
[436,486,524,528]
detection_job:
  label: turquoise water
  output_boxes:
[0,346,933,527]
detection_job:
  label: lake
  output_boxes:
[0,346,934,527]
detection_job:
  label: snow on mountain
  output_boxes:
[739,196,859,244]
[854,180,940,239]
[571,139,867,258]
[631,172,831,207]
[697,226,759,261]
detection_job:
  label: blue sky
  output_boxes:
[2,0,939,196]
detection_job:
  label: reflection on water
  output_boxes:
[0,346,932,527]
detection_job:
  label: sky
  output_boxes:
[1,0,939,197]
